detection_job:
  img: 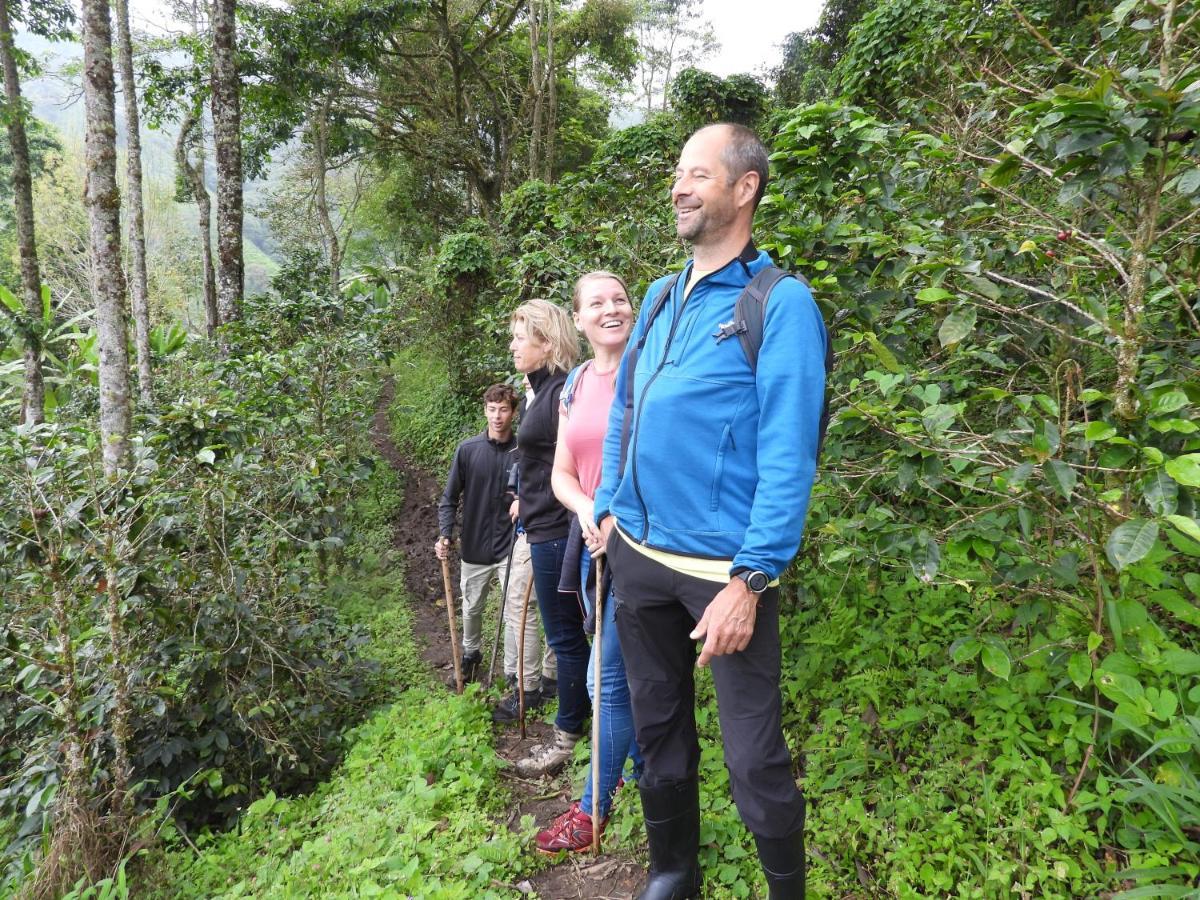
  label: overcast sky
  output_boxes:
[700,0,823,78]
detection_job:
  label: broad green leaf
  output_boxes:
[196,448,216,465]
[910,532,940,582]
[1185,572,1200,598]
[1087,631,1103,653]
[938,305,977,348]
[0,284,21,315]
[1111,0,1138,23]
[1044,459,1076,500]
[1161,649,1200,676]
[916,287,953,303]
[984,155,1020,188]
[1018,506,1034,540]
[1084,421,1116,441]
[980,640,1011,680]
[1143,469,1179,516]
[1174,166,1200,196]
[1164,453,1200,487]
[864,333,902,374]
[1105,519,1159,570]
[40,284,51,324]
[1164,515,1200,545]
[1151,591,1200,627]
[1067,652,1091,689]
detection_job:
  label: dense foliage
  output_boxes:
[0,273,393,894]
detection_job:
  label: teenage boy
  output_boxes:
[436,384,521,683]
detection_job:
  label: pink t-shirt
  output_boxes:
[560,362,617,499]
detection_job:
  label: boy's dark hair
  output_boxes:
[483,383,518,410]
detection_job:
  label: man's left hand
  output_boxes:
[690,579,758,667]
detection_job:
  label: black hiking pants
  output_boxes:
[607,531,805,840]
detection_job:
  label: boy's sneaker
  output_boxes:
[515,727,581,777]
[535,801,606,854]
[492,684,543,722]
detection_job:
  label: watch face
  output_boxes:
[747,571,769,593]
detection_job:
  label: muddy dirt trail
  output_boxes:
[371,378,645,899]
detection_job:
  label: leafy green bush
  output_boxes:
[0,276,396,892]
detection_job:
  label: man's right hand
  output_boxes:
[509,498,520,523]
[434,536,451,560]
[592,516,615,558]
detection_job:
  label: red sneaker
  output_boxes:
[534,801,607,854]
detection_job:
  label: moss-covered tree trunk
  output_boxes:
[113,0,152,401]
[210,0,243,324]
[81,0,131,475]
[0,0,45,425]
[175,106,219,336]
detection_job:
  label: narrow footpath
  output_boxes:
[372,378,647,899]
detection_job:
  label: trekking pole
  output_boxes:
[516,576,535,740]
[487,524,520,687]
[591,555,604,855]
[440,557,464,694]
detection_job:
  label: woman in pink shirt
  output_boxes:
[536,271,641,853]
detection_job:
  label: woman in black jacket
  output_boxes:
[509,298,589,776]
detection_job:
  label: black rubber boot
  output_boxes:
[636,780,702,900]
[754,828,806,899]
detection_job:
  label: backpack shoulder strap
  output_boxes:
[618,273,681,478]
[733,265,835,457]
[733,265,807,373]
[560,360,590,415]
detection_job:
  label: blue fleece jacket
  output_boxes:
[593,248,827,580]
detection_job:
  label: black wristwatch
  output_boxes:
[733,568,770,594]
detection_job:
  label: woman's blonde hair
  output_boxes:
[510,298,579,374]
[572,270,630,312]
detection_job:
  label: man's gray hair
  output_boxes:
[694,123,770,210]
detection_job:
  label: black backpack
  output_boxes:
[617,264,835,476]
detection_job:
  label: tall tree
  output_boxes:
[174,105,218,335]
[210,0,243,323]
[0,0,45,424]
[112,0,151,400]
[81,0,132,474]
[631,0,717,113]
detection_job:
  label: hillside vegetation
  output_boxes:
[1,0,1197,897]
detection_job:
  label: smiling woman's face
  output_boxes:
[574,277,632,353]
[510,320,550,374]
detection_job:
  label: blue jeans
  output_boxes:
[529,537,591,735]
[579,550,643,818]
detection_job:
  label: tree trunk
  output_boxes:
[0,0,46,425]
[113,0,152,402]
[210,0,243,324]
[528,0,543,177]
[175,106,218,336]
[544,0,556,180]
[312,96,340,294]
[81,0,132,475]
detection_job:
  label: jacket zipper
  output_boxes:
[629,268,715,543]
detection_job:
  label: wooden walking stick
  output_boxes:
[516,576,535,739]
[591,555,604,854]
[440,557,464,695]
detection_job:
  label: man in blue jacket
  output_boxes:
[593,123,826,899]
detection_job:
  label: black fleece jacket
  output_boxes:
[437,431,518,565]
[516,366,570,543]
